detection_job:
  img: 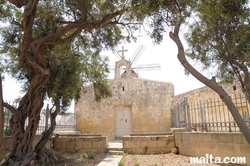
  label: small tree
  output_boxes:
[0,0,190,164]
[185,0,250,103]
[169,1,250,144]
[0,0,136,165]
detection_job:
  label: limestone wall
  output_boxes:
[53,136,107,153]
[0,135,107,161]
[175,132,250,165]
[123,135,174,154]
[0,136,51,161]
[75,78,174,140]
[174,82,243,105]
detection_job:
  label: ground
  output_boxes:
[56,152,223,166]
[120,153,221,166]
[55,152,106,166]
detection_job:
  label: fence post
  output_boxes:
[45,104,49,130]
[185,97,191,131]
[171,104,178,128]
[75,108,77,131]
[177,103,180,127]
[183,97,186,129]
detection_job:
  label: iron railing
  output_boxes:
[172,94,250,132]
[3,111,77,135]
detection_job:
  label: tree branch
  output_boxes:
[34,8,129,47]
[169,10,217,89]
[8,0,29,8]
[19,0,40,73]
[76,0,87,21]
[3,102,17,115]
[11,19,22,29]
[169,3,250,144]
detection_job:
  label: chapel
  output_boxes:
[74,46,174,140]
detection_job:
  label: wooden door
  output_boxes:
[115,105,132,137]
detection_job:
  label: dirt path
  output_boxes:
[120,153,221,166]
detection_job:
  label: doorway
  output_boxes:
[115,105,132,138]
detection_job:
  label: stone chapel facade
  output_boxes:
[74,51,250,140]
[75,55,174,140]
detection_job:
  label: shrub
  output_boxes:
[134,163,140,166]
[80,151,95,159]
[4,127,12,136]
[87,151,95,159]
[118,161,124,166]
[80,152,88,159]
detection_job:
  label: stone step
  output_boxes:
[108,150,124,155]
[108,147,123,151]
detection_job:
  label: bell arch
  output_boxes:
[115,59,132,79]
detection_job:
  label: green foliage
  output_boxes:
[129,0,196,44]
[3,127,12,136]
[0,0,196,116]
[87,151,95,159]
[134,163,140,166]
[1,0,124,110]
[152,164,158,166]
[118,161,125,166]
[185,0,250,83]
[4,115,11,119]
[81,151,95,159]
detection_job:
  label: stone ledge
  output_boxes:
[175,132,250,166]
[57,134,102,137]
[130,132,172,136]
[123,135,174,154]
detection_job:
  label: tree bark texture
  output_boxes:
[169,12,250,144]
[1,0,60,165]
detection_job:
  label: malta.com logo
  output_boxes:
[190,154,246,164]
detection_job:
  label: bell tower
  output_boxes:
[115,46,132,79]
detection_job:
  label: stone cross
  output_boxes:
[118,46,128,59]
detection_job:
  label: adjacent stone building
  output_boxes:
[75,55,174,140]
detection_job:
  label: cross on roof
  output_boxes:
[118,46,128,59]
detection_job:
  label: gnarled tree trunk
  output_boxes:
[1,0,129,164]
[0,73,4,147]
[0,69,64,165]
[169,11,250,144]
[0,72,53,166]
[0,1,56,164]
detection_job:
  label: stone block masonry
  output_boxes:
[175,132,250,165]
[123,135,175,154]
[53,136,107,153]
[75,78,174,140]
[0,135,52,161]
[0,135,107,161]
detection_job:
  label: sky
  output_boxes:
[1,33,206,112]
[105,34,205,93]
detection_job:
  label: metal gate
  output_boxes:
[171,97,190,130]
